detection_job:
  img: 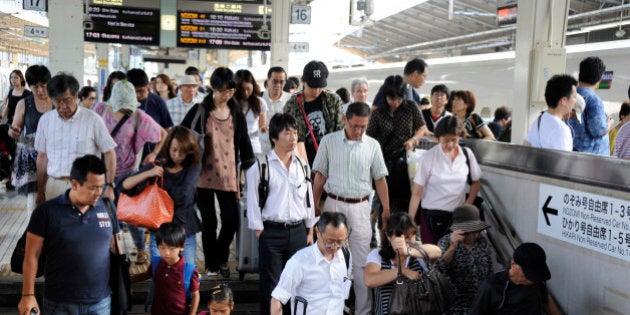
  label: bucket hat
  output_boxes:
[449,204,490,233]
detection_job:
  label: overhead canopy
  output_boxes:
[337,0,629,62]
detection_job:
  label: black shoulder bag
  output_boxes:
[104,198,132,315]
[389,244,455,315]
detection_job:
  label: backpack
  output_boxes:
[151,256,196,300]
[256,154,311,210]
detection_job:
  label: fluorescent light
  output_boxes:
[567,20,630,35]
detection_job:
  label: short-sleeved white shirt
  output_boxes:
[525,111,573,151]
[271,244,352,315]
[35,106,117,178]
[413,144,482,211]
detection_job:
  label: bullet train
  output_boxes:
[328,39,630,118]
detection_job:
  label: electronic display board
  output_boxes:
[178,11,271,50]
[84,5,160,46]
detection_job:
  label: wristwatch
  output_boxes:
[407,246,413,256]
[106,182,116,189]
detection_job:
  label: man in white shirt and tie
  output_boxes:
[247,113,317,315]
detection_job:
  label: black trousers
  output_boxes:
[258,222,307,315]
[386,157,411,213]
[197,188,239,271]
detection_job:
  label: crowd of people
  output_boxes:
[3,54,625,315]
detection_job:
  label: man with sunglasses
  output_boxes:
[312,102,390,315]
[271,212,351,315]
[34,73,116,204]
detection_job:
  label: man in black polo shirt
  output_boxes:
[18,155,118,315]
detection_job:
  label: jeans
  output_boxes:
[129,225,146,251]
[43,296,110,315]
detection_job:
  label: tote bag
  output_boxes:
[117,175,174,230]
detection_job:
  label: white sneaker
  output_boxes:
[206,270,218,277]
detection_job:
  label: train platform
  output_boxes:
[0,188,260,314]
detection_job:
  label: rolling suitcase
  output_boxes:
[235,166,259,280]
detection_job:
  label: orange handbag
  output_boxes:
[117,175,174,230]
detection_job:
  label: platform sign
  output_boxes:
[177,11,271,50]
[538,183,630,262]
[290,42,309,53]
[84,5,160,46]
[291,5,311,24]
[23,0,47,12]
[24,25,48,38]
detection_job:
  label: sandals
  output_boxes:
[135,249,148,265]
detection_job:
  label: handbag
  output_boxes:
[104,198,132,315]
[10,229,45,278]
[117,172,174,230]
[389,245,455,315]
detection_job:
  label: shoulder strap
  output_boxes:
[341,246,351,275]
[183,261,196,300]
[461,145,472,185]
[151,255,161,276]
[295,155,312,208]
[257,155,270,210]
[102,198,122,255]
[110,113,131,138]
[537,111,545,148]
[297,93,319,151]
[190,104,205,134]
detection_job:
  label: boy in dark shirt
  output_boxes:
[133,222,200,315]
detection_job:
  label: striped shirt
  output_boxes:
[312,129,388,198]
[614,123,630,159]
[35,106,117,178]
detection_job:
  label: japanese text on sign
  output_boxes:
[177,11,271,50]
[538,183,630,261]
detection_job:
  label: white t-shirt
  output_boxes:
[261,91,291,154]
[525,111,573,151]
[413,145,482,211]
[242,96,269,154]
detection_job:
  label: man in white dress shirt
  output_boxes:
[271,212,352,315]
[261,67,292,154]
[247,113,317,315]
[524,74,577,151]
[35,73,117,204]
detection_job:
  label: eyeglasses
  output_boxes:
[319,234,349,249]
[53,96,76,107]
[271,79,286,85]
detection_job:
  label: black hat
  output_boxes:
[302,60,328,88]
[513,243,551,282]
[450,205,490,233]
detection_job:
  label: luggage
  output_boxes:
[235,166,259,280]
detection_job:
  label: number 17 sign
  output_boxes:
[23,0,47,12]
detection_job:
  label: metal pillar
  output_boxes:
[270,0,291,71]
[48,1,84,83]
[160,0,177,47]
[511,0,570,144]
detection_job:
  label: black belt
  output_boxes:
[263,221,304,230]
[327,193,369,204]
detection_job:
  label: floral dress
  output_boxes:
[12,95,47,194]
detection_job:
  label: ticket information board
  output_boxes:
[178,11,271,50]
[84,5,160,46]
[537,183,630,262]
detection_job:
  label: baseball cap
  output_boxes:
[302,60,328,88]
[513,243,551,282]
